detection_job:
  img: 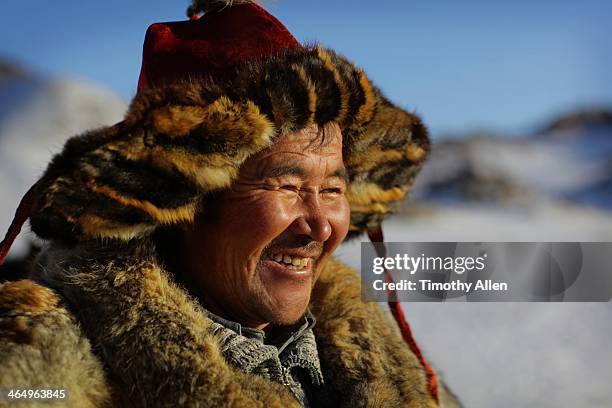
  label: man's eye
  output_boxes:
[281,185,299,192]
[322,187,344,194]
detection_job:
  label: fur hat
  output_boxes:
[0,1,436,401]
[1,1,429,246]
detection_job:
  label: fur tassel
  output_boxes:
[187,0,257,17]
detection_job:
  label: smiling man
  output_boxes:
[0,1,460,407]
[167,123,350,331]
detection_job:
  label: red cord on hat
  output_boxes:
[0,180,41,267]
[368,226,439,404]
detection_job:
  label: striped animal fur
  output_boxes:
[29,46,429,243]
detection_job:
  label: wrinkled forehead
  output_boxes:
[236,122,345,180]
[266,122,343,156]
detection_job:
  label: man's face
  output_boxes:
[181,123,350,328]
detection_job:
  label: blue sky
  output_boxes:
[1,0,611,137]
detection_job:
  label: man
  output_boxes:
[0,1,460,406]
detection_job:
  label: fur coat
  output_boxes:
[0,239,460,407]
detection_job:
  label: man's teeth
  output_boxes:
[272,253,311,269]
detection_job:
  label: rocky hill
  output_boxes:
[411,108,612,210]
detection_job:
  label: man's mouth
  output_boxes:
[268,253,312,270]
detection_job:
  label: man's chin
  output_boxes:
[254,260,314,324]
[258,291,312,326]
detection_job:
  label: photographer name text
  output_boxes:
[372,279,508,293]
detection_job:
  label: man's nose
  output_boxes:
[289,197,332,242]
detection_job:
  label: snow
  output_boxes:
[336,203,612,407]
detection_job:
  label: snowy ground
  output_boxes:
[336,203,612,407]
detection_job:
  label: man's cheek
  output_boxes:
[330,199,351,242]
[233,197,294,244]
[254,198,296,228]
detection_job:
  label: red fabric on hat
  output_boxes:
[138,3,302,91]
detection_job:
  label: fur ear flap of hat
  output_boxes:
[24,46,429,244]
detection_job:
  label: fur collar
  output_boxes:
[36,239,436,407]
